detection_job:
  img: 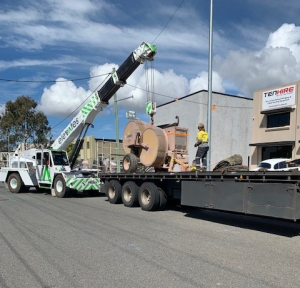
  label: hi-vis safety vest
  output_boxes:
[197,130,209,143]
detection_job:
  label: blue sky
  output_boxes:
[1,0,300,140]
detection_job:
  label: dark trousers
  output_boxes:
[195,146,209,168]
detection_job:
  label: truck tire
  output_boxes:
[158,187,168,211]
[7,173,22,193]
[138,182,160,211]
[107,180,122,204]
[122,181,139,207]
[54,175,69,198]
[123,153,139,173]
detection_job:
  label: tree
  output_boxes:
[66,142,75,158]
[0,96,51,151]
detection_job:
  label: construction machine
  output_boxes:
[0,42,157,197]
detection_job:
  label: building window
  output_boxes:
[87,141,90,149]
[262,146,292,160]
[267,112,290,128]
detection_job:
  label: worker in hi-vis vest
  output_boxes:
[194,123,209,170]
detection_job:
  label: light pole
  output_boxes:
[207,0,213,171]
[6,129,9,153]
[113,92,120,172]
[114,95,134,172]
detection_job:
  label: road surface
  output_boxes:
[0,186,300,288]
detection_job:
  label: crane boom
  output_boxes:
[51,42,157,151]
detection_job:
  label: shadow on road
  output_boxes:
[168,204,300,237]
[26,188,105,198]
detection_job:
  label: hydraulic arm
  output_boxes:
[51,42,157,154]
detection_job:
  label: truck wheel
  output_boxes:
[7,173,22,193]
[158,187,168,211]
[138,182,160,211]
[122,181,139,207]
[123,153,139,173]
[54,175,69,198]
[107,180,122,204]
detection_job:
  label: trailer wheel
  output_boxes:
[7,173,22,193]
[107,180,122,204]
[138,182,160,211]
[54,175,69,198]
[122,181,139,207]
[158,187,168,211]
[123,153,139,173]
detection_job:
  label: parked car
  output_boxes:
[251,158,290,171]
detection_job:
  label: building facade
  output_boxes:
[155,90,253,169]
[251,81,300,167]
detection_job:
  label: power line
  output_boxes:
[152,0,185,44]
[126,83,252,109]
[0,73,111,83]
[51,74,111,130]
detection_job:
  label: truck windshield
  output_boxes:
[52,151,69,166]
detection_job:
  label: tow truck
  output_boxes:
[0,42,157,197]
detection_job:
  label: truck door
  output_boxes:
[36,152,43,180]
[36,152,52,183]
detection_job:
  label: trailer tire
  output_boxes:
[122,181,139,207]
[123,153,139,173]
[158,187,168,211]
[138,182,160,211]
[54,175,69,198]
[107,180,122,204]
[7,173,22,193]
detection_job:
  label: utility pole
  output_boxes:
[114,91,120,173]
[6,129,9,153]
[207,0,213,171]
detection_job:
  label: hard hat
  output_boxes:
[198,123,205,129]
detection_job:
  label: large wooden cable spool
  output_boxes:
[122,120,151,154]
[140,126,168,168]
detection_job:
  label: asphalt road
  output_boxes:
[1,186,300,288]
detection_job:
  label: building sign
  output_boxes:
[262,85,296,110]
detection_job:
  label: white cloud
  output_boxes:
[38,78,91,116]
[0,104,5,115]
[38,63,225,117]
[0,0,233,64]
[189,71,225,94]
[0,56,79,70]
[215,23,300,97]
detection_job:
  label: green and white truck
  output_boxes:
[0,42,157,197]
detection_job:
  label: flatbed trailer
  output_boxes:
[99,170,300,221]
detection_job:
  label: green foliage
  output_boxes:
[0,96,51,151]
[66,142,75,158]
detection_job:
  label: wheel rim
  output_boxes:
[56,180,63,193]
[141,188,151,205]
[123,157,130,171]
[108,186,115,199]
[10,178,18,189]
[123,187,132,203]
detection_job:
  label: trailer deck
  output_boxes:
[99,171,300,221]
